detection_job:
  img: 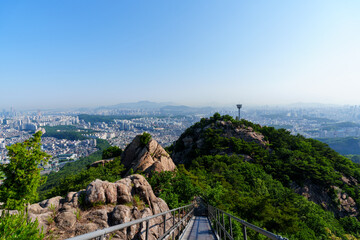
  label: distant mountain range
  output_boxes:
[97,101,215,115]
[106,101,172,110]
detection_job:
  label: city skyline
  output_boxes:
[1,1,360,109]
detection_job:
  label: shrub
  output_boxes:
[0,211,44,240]
[102,146,123,159]
[140,132,152,146]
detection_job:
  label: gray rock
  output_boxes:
[85,179,107,204]
[55,211,77,229]
[28,211,53,232]
[111,205,132,225]
[28,203,48,215]
[74,223,99,236]
[39,196,63,210]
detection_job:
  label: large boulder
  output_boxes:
[28,174,174,240]
[121,135,176,176]
[55,211,77,229]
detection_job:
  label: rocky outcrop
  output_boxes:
[172,119,269,164]
[28,174,174,240]
[292,180,358,217]
[121,135,176,176]
[90,159,114,168]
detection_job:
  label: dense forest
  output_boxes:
[78,114,142,124]
[43,125,95,140]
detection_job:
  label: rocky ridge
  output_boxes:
[28,174,174,240]
[121,135,176,176]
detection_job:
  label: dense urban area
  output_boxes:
[2,103,360,173]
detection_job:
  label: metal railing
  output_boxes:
[66,204,194,240]
[207,205,288,240]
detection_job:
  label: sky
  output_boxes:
[0,1,360,110]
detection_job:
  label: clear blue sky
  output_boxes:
[1,1,359,109]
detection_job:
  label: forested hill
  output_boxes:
[168,113,360,239]
[38,139,111,200]
[317,137,360,155]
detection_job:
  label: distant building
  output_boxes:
[58,153,78,161]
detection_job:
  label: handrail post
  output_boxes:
[172,211,175,240]
[145,220,149,240]
[242,224,247,240]
[163,214,166,234]
[222,212,226,240]
[217,209,221,238]
[215,208,218,236]
[229,215,233,239]
[178,209,181,233]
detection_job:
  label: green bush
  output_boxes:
[140,132,152,146]
[102,146,123,159]
[148,166,199,209]
[0,211,44,240]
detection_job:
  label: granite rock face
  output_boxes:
[27,174,173,240]
[121,135,176,176]
[292,180,358,218]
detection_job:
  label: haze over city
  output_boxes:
[1,1,360,109]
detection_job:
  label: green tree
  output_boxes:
[0,131,51,210]
[102,146,123,159]
[140,132,152,146]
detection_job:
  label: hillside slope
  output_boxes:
[38,139,110,200]
[169,113,360,239]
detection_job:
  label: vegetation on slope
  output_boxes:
[346,155,360,164]
[147,165,199,209]
[43,157,125,199]
[38,139,110,200]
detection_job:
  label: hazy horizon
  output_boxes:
[1,1,360,109]
[1,100,356,112]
